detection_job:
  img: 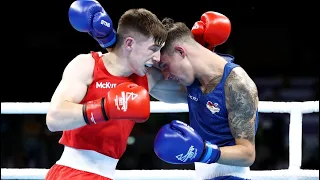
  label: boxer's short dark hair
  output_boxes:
[117,8,167,46]
[161,18,193,54]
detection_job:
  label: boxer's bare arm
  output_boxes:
[147,67,187,103]
[46,54,94,132]
[217,67,259,167]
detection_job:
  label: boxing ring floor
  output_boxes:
[1,101,319,180]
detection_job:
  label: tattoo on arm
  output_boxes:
[225,69,258,145]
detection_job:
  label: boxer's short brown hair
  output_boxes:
[160,18,193,54]
[117,8,167,46]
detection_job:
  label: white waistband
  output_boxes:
[56,146,119,179]
[195,162,250,179]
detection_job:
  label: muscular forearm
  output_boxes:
[147,68,187,104]
[150,80,187,104]
[216,145,255,167]
[46,100,86,132]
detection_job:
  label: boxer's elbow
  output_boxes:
[219,144,256,167]
[46,106,61,132]
[233,139,256,166]
[240,145,256,166]
[46,101,66,132]
[243,149,256,167]
[46,100,85,132]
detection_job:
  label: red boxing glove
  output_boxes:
[83,82,150,125]
[191,21,206,46]
[191,11,231,50]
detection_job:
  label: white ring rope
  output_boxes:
[1,101,319,180]
[1,101,319,114]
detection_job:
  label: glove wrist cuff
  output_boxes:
[89,30,117,48]
[200,141,221,164]
[83,98,109,125]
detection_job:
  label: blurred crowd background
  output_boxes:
[1,0,318,172]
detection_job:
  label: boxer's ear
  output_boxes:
[124,37,135,51]
[175,46,186,59]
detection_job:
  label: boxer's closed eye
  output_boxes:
[155,62,168,70]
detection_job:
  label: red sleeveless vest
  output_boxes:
[59,52,148,159]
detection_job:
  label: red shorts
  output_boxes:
[45,164,112,180]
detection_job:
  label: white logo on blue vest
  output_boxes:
[188,94,198,101]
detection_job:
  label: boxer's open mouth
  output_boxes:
[144,63,152,68]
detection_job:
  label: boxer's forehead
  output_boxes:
[143,37,164,48]
[148,41,165,49]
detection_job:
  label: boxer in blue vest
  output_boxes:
[151,13,259,180]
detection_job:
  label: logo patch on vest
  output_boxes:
[206,101,220,114]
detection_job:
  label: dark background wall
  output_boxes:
[1,0,318,171]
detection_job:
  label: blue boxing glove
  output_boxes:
[154,120,221,164]
[69,0,116,48]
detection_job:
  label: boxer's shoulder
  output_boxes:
[225,67,257,91]
[67,53,95,67]
[224,66,258,114]
[63,53,95,83]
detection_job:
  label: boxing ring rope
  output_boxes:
[1,101,319,180]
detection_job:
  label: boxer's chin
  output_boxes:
[136,68,147,77]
